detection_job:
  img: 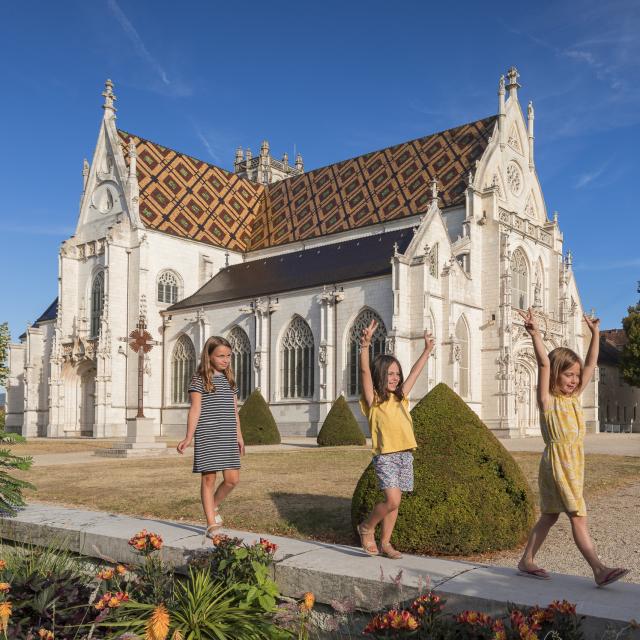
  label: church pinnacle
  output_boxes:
[102,79,117,116]
[505,66,521,101]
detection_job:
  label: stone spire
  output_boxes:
[82,158,90,193]
[234,146,244,170]
[282,151,289,167]
[295,152,304,172]
[527,101,535,169]
[498,74,506,148]
[102,79,117,117]
[429,177,439,205]
[505,66,520,101]
[127,137,139,203]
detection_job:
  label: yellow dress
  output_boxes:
[538,394,586,516]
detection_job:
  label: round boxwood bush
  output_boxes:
[351,383,535,555]
[238,389,281,445]
[317,396,366,446]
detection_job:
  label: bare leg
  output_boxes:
[213,468,240,510]
[200,472,218,527]
[360,489,401,550]
[379,489,402,544]
[568,514,617,583]
[518,512,559,573]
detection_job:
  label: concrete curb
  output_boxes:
[1,504,639,638]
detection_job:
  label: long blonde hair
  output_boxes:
[548,347,583,396]
[197,336,237,393]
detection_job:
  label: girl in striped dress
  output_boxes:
[177,336,245,541]
[516,308,628,587]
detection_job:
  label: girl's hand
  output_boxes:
[238,438,245,456]
[360,319,378,348]
[517,308,538,336]
[584,313,600,334]
[424,331,435,353]
[176,438,192,454]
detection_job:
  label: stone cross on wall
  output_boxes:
[128,317,159,418]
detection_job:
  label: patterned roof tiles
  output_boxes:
[117,115,497,252]
[117,130,264,251]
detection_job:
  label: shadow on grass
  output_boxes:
[269,492,355,545]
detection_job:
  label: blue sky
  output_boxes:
[1,0,639,343]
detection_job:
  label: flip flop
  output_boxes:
[517,567,550,580]
[596,568,629,588]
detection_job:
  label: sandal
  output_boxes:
[213,508,223,526]
[357,523,379,556]
[596,568,629,588]
[202,523,222,545]
[380,542,403,560]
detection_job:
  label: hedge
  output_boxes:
[317,396,366,446]
[238,389,281,445]
[351,383,535,555]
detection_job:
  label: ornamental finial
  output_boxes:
[102,79,117,114]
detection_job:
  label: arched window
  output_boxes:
[281,316,314,399]
[157,271,180,304]
[228,326,251,401]
[455,316,470,399]
[510,249,529,310]
[347,309,387,396]
[171,335,196,404]
[90,271,105,337]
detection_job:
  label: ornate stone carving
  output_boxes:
[385,336,396,355]
[253,352,262,370]
[506,162,522,196]
[318,344,327,365]
[508,124,522,153]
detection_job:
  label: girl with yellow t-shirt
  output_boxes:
[357,319,435,559]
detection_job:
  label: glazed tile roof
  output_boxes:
[118,130,264,252]
[118,115,496,252]
[169,228,414,310]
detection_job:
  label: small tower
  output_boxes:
[102,79,117,118]
[498,74,506,149]
[234,140,304,184]
[527,101,535,169]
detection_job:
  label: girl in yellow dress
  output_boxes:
[517,308,629,587]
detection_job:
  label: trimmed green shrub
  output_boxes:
[239,390,281,445]
[317,396,366,446]
[351,383,535,555]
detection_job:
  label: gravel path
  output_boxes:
[478,480,640,584]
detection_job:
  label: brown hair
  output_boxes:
[370,354,405,404]
[548,347,583,396]
[197,336,237,393]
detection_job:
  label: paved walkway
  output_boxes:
[1,503,638,638]
[501,433,640,456]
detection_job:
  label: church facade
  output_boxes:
[6,68,598,439]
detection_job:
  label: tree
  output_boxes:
[0,430,34,516]
[620,302,640,387]
[0,322,9,388]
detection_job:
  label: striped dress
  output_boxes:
[189,373,240,473]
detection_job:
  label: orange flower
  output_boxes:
[299,592,315,611]
[146,603,170,640]
[171,631,184,640]
[116,564,127,576]
[38,629,55,640]
[0,601,11,632]
[0,560,6,571]
[97,568,115,580]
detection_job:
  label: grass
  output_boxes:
[15,449,640,549]
[7,439,119,455]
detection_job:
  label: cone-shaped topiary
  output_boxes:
[317,396,366,446]
[351,383,535,555]
[238,389,281,445]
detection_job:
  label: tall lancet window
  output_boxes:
[228,326,251,401]
[510,249,529,310]
[455,316,470,399]
[157,270,180,304]
[171,335,196,404]
[347,309,387,396]
[90,271,105,337]
[281,316,314,399]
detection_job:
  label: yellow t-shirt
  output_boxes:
[359,394,417,455]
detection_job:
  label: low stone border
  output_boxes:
[1,504,638,639]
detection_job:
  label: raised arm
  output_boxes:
[518,308,550,411]
[578,313,600,393]
[402,331,435,396]
[359,319,377,407]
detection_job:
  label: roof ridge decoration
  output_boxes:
[118,114,496,252]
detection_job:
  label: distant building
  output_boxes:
[598,329,640,432]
